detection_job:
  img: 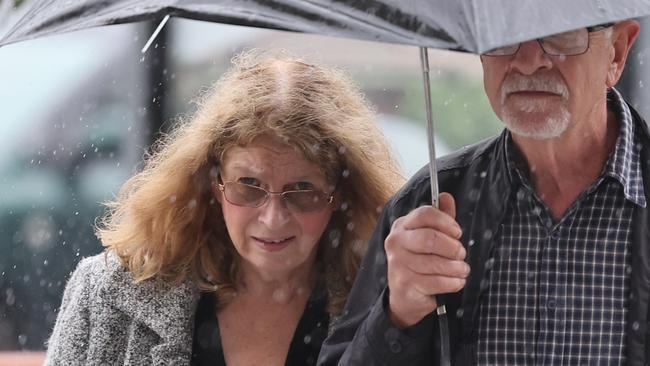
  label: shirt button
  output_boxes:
[389,340,403,353]
[550,231,560,240]
[547,299,556,309]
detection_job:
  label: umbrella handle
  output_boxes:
[419,46,450,366]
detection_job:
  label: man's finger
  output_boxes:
[439,192,456,219]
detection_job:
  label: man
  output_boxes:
[319,19,645,365]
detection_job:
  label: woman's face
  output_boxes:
[216,138,335,280]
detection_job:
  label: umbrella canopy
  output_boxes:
[2,0,650,53]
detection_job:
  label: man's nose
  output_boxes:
[509,40,554,75]
[258,195,291,228]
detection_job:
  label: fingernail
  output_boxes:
[457,247,467,260]
[455,224,462,238]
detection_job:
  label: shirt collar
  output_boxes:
[503,87,645,207]
[604,87,646,207]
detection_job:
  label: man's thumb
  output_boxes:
[438,192,456,219]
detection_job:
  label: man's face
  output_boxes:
[480,27,616,140]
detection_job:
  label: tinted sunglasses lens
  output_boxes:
[283,191,329,212]
[225,183,267,206]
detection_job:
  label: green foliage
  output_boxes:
[398,72,503,150]
[356,66,503,151]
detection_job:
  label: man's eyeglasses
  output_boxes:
[217,181,334,213]
[483,23,614,57]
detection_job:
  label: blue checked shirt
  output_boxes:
[476,88,646,366]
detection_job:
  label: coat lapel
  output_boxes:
[97,254,200,364]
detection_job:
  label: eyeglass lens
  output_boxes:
[222,182,330,212]
[484,28,589,56]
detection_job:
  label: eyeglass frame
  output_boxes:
[216,179,335,211]
[482,23,615,57]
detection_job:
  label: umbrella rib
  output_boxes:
[141,14,170,53]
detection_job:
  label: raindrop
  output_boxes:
[304,335,312,344]
[455,308,464,318]
[394,105,399,110]
[626,265,632,275]
[479,171,487,178]
[484,257,495,270]
[482,230,493,240]
[468,239,475,247]
[480,279,490,291]
[516,189,526,200]
[272,289,288,303]
[187,199,197,210]
[17,334,27,346]
[341,169,350,178]
[632,321,640,331]
[169,195,177,203]
[340,202,349,211]
[346,222,355,231]
[338,146,346,155]
[43,260,49,266]
[468,188,480,202]
[5,289,15,306]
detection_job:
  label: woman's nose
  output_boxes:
[257,195,291,228]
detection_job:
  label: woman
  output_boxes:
[44,51,404,365]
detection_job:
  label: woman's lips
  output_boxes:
[252,236,295,252]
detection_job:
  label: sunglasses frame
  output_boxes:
[216,180,334,212]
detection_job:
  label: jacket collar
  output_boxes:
[97,253,200,355]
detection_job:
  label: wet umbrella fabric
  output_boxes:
[2,0,650,53]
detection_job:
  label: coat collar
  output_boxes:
[96,253,200,358]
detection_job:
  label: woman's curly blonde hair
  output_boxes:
[97,50,404,314]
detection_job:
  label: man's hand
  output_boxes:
[386,192,469,328]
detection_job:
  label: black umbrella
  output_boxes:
[3,1,650,364]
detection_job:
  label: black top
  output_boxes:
[191,287,329,366]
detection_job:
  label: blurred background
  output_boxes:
[0,0,648,362]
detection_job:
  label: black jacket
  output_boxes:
[318,103,650,365]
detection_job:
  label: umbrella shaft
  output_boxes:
[419,47,439,209]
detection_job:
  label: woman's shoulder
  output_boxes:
[69,251,124,286]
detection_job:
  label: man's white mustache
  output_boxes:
[501,74,569,100]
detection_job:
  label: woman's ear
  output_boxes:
[212,181,223,204]
[208,164,223,203]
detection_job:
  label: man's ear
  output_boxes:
[606,20,640,87]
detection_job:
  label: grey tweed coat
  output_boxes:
[44,252,200,365]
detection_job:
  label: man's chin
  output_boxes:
[502,111,570,140]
